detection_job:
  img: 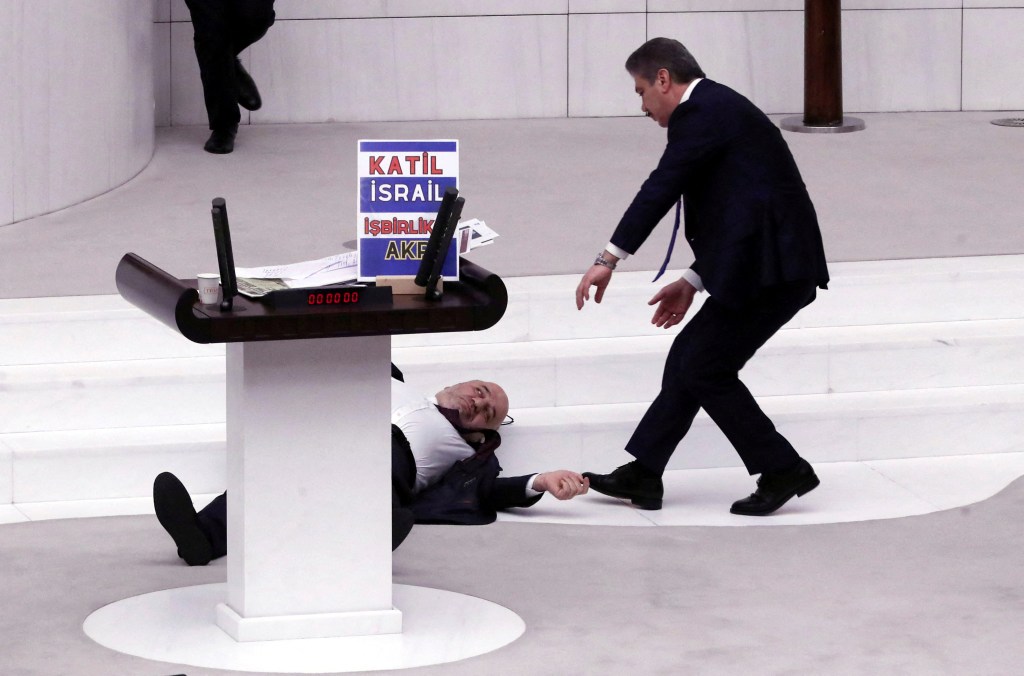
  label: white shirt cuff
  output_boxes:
[605,243,630,260]
[680,268,704,292]
[525,473,543,496]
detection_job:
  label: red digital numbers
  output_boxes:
[307,291,360,305]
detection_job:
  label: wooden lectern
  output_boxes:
[115,253,507,641]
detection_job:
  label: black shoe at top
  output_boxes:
[234,58,262,111]
[730,458,820,516]
[153,472,213,566]
[583,460,664,510]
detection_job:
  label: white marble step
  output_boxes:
[395,318,1024,407]
[1,424,226,503]
[0,295,219,366]
[3,256,1023,366]
[4,384,1022,503]
[396,254,1024,346]
[4,318,1022,434]
[2,255,1022,506]
[0,357,225,434]
[496,383,1024,476]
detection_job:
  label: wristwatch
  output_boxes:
[593,253,617,270]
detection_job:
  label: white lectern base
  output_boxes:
[215,600,403,642]
[85,583,525,673]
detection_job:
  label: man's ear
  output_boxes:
[657,68,671,90]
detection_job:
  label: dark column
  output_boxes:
[781,0,864,134]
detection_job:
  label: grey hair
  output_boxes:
[625,37,705,84]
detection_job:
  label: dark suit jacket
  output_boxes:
[611,79,829,307]
[480,462,543,513]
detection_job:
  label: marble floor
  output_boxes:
[3,455,1023,675]
[76,451,1024,674]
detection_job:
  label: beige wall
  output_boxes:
[1,1,155,226]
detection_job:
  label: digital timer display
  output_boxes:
[265,284,393,309]
[308,290,360,305]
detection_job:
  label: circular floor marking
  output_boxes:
[84,583,524,673]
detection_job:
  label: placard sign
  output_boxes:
[357,140,459,282]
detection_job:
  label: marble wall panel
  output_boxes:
[154,22,172,127]
[648,11,804,115]
[569,13,647,117]
[962,9,1024,110]
[269,0,567,21]
[250,15,568,123]
[570,0,646,12]
[842,9,962,112]
[650,1,961,8]
[649,0,801,11]
[845,0,961,7]
[8,1,154,225]
[170,0,189,22]
[964,0,1024,7]
[169,22,202,126]
[378,0,568,17]
[156,1,1024,124]
[154,0,171,23]
[0,1,14,226]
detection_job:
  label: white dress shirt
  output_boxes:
[391,378,475,492]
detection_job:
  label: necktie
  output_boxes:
[652,199,682,282]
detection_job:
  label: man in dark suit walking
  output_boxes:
[576,37,830,516]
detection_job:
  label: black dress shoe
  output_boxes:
[234,58,262,111]
[730,458,820,516]
[583,461,664,510]
[203,126,237,154]
[153,472,213,566]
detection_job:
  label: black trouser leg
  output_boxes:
[183,0,275,131]
[196,491,228,559]
[627,282,816,475]
[391,426,418,551]
[227,0,276,55]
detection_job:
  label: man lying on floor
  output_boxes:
[153,364,589,565]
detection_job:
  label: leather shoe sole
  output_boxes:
[153,472,213,566]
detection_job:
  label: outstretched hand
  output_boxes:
[648,277,697,329]
[534,470,590,500]
[576,265,613,310]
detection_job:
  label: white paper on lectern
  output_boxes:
[284,266,359,288]
[236,251,359,281]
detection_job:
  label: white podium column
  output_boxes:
[216,335,401,641]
